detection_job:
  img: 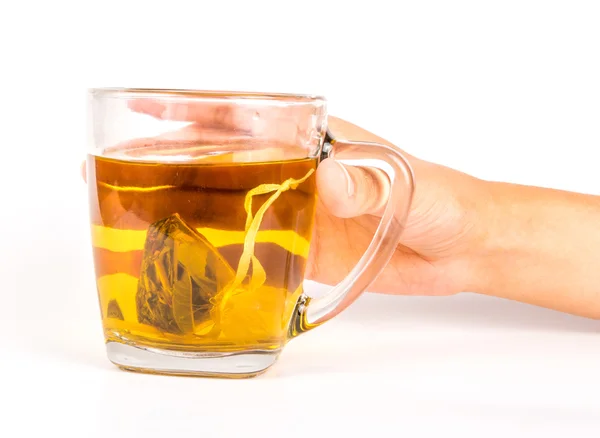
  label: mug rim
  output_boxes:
[88,87,326,103]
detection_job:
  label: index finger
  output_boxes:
[127,99,245,131]
[127,98,317,133]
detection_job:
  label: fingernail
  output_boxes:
[333,160,355,197]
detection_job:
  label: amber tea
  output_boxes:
[88,150,318,355]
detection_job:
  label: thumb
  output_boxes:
[316,158,390,218]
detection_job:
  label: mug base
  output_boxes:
[106,341,280,378]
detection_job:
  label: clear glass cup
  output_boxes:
[86,88,414,377]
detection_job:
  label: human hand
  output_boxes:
[309,116,488,296]
[315,121,600,320]
[83,99,488,298]
[84,98,600,319]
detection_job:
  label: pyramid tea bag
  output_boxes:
[136,214,236,335]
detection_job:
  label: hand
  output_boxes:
[84,100,488,295]
[84,99,600,319]
[308,117,489,296]
[83,100,487,298]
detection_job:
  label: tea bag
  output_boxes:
[135,168,314,339]
[136,214,236,335]
[210,168,315,336]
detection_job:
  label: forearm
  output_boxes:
[472,181,600,319]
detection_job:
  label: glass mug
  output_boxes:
[87,88,414,378]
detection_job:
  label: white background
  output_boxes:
[2,0,600,436]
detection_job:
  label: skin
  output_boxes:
[84,100,600,320]
[318,118,600,320]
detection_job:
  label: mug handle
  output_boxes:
[290,130,415,335]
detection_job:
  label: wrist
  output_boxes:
[463,179,550,296]
[463,181,513,296]
[464,180,600,319]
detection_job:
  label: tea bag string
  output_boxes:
[208,167,315,332]
[230,167,315,293]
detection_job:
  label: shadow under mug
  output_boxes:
[87,88,414,378]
